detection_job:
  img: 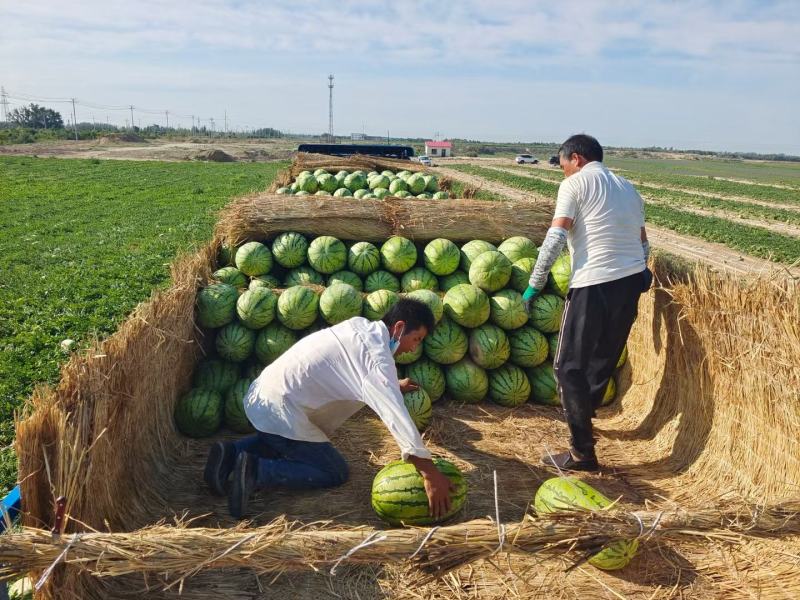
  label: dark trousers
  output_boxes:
[553,270,646,458]
[233,432,349,490]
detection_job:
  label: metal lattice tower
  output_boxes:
[328,74,334,140]
[0,87,8,122]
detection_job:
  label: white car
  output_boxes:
[418,155,433,166]
[515,154,538,165]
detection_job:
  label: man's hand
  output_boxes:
[407,456,456,519]
[522,285,540,313]
[399,378,419,394]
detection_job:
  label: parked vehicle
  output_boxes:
[548,155,560,167]
[418,155,433,166]
[515,154,538,165]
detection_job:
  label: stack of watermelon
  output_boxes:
[176,232,628,438]
[275,168,449,200]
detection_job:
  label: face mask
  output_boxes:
[388,324,405,355]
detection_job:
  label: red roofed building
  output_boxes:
[424,140,453,157]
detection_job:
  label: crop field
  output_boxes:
[0,156,288,494]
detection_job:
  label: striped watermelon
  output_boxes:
[617,345,628,368]
[529,294,565,333]
[224,379,255,433]
[497,236,538,264]
[406,289,443,323]
[277,286,320,330]
[319,283,362,325]
[460,240,496,271]
[489,289,529,330]
[445,358,488,403]
[526,362,559,406]
[333,188,353,197]
[364,270,401,293]
[403,388,432,431]
[175,388,223,438]
[469,251,512,293]
[381,237,418,274]
[249,274,280,290]
[469,324,510,369]
[401,267,439,293]
[439,270,470,291]
[348,241,381,275]
[212,266,247,288]
[255,322,298,364]
[218,244,237,267]
[424,175,439,193]
[601,376,617,406]
[488,364,531,407]
[423,239,461,276]
[443,284,490,328]
[192,359,239,393]
[405,358,446,402]
[534,477,638,570]
[236,288,277,330]
[308,236,347,275]
[508,327,549,368]
[363,289,399,320]
[327,270,363,291]
[395,342,423,365]
[283,266,324,287]
[423,318,468,365]
[548,333,559,360]
[196,283,238,329]
[371,458,467,526]
[547,254,571,297]
[509,257,536,293]
[216,322,256,363]
[235,241,273,277]
[271,232,309,268]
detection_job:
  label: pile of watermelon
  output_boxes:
[176,232,628,438]
[275,168,449,200]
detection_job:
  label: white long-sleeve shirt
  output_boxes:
[243,317,431,460]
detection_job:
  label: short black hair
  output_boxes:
[558,134,603,163]
[382,298,435,334]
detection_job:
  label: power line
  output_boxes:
[328,74,334,141]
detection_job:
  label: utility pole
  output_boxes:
[224,110,228,136]
[210,117,215,136]
[71,98,78,140]
[328,74,334,142]
[165,110,169,129]
[129,105,135,131]
[191,115,195,132]
[0,87,9,122]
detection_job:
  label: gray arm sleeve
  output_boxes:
[528,227,568,289]
[642,240,650,263]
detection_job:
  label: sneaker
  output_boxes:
[541,450,599,472]
[203,441,236,496]
[229,451,257,520]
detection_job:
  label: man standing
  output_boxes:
[204,298,455,519]
[522,134,651,472]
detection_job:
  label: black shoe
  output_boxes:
[229,451,257,520]
[541,450,599,472]
[204,441,236,496]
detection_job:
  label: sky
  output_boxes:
[1,0,799,154]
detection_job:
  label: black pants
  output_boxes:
[553,270,647,458]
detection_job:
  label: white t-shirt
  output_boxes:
[554,161,646,288]
[243,317,431,461]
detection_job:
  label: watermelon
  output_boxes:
[381,237,418,274]
[601,376,617,406]
[327,270,363,291]
[284,266,324,287]
[442,284,490,328]
[547,254,571,297]
[250,274,280,290]
[212,266,247,288]
[401,267,439,293]
[295,190,310,197]
[373,188,390,200]
[423,175,439,193]
[289,182,298,192]
[547,333,559,360]
[371,458,467,526]
[509,257,536,293]
[218,244,237,267]
[216,322,256,362]
[192,359,239,393]
[241,360,264,381]
[393,190,413,198]
[389,178,408,194]
[403,388,432,431]
[529,294,565,333]
[175,388,223,438]
[381,170,395,178]
[489,289,528,330]
[224,379,255,433]
[617,345,628,368]
[255,322,298,364]
[276,186,291,195]
[405,358,446,402]
[335,170,349,183]
[271,232,309,268]
[315,190,331,197]
[317,173,339,193]
[363,193,375,200]
[363,289,399,320]
[396,170,411,180]
[508,326,549,368]
[347,241,381,275]
[277,285,320,330]
[445,358,488,404]
[423,318,468,365]
[469,251,512,293]
[439,270,470,291]
[235,242,272,276]
[308,236,347,275]
[344,172,368,192]
[497,236,538,264]
[353,189,370,199]
[297,175,319,194]
[424,239,461,276]
[489,364,531,407]
[527,362,559,406]
[460,240,496,271]
[370,175,391,190]
[406,289,443,323]
[196,283,238,328]
[364,270,401,293]
[236,288,277,330]
[469,324,510,369]
[406,173,427,194]
[313,169,329,177]
[296,170,312,179]
[319,283,362,325]
[432,191,449,199]
[534,477,639,570]
[333,188,353,197]
[395,342,423,365]
[416,193,432,200]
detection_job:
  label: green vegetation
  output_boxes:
[447,164,560,197]
[0,156,287,494]
[444,176,507,200]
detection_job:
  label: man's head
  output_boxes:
[558,134,603,177]
[382,298,435,354]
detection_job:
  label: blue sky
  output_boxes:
[1,0,799,153]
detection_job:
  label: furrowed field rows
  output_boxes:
[0,156,288,494]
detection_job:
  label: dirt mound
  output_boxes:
[97,132,145,144]
[194,148,236,162]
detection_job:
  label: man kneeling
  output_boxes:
[204,298,454,519]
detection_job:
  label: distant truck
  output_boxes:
[515,154,538,164]
[297,143,415,160]
[548,155,560,167]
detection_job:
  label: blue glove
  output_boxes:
[522,286,540,313]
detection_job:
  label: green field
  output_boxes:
[0,157,288,494]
